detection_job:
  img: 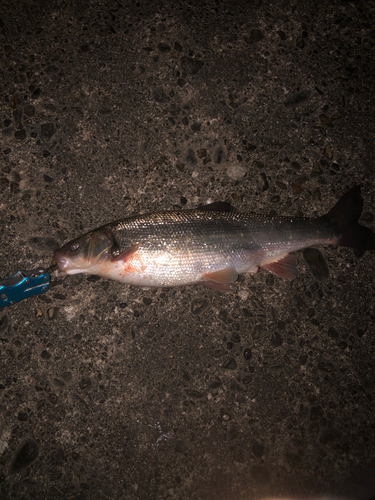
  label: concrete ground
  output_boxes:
[1,0,375,498]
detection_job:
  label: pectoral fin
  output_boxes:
[112,244,140,262]
[261,254,298,280]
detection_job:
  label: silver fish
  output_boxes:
[53,186,375,290]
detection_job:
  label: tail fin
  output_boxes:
[326,185,375,250]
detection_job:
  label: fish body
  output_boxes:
[53,186,375,290]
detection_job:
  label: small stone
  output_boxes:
[324,147,333,159]
[35,308,43,318]
[79,377,92,391]
[222,414,231,421]
[226,164,247,180]
[214,146,224,164]
[244,30,264,44]
[142,297,152,306]
[284,89,311,108]
[41,123,55,141]
[310,405,324,421]
[14,129,26,140]
[185,389,203,398]
[158,42,171,52]
[174,440,187,453]
[319,114,333,126]
[47,307,58,320]
[337,341,348,350]
[208,380,222,389]
[357,324,367,337]
[286,451,301,469]
[243,348,252,360]
[299,354,308,364]
[9,438,39,475]
[252,441,265,457]
[180,56,204,75]
[222,357,237,370]
[24,104,35,117]
[197,148,207,159]
[185,149,197,165]
[230,332,240,343]
[191,298,208,315]
[213,349,226,358]
[257,172,269,192]
[153,88,170,103]
[292,182,303,194]
[319,427,341,445]
[271,332,283,347]
[62,371,72,382]
[0,315,8,330]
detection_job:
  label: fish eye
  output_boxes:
[70,243,80,251]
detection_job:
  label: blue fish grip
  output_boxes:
[0,271,51,308]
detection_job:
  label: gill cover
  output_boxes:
[53,229,115,274]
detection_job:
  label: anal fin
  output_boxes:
[261,254,298,280]
[202,267,238,284]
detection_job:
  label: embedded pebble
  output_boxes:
[243,348,252,360]
[14,129,26,140]
[244,30,264,44]
[40,123,55,140]
[47,307,58,320]
[180,56,204,75]
[310,405,324,420]
[284,89,311,108]
[222,357,237,370]
[153,87,170,103]
[252,441,265,457]
[191,298,209,315]
[226,164,247,180]
[214,146,224,164]
[9,438,39,475]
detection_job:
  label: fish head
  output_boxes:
[53,229,114,275]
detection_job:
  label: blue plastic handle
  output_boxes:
[0,271,51,308]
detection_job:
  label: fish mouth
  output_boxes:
[53,249,72,272]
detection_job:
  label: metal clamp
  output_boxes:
[0,265,57,308]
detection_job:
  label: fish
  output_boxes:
[53,185,375,291]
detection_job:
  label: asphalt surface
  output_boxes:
[1,0,375,499]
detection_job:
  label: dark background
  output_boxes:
[1,0,375,498]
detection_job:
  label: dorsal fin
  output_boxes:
[199,201,235,212]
